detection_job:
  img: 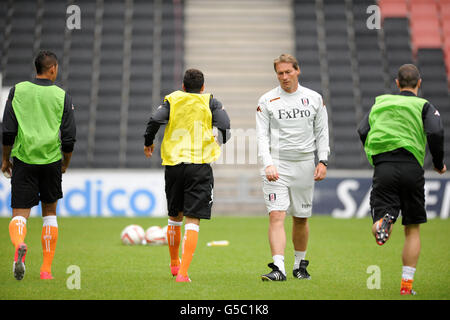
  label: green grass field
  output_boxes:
[0,216,449,300]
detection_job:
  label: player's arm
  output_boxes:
[422,102,445,173]
[144,101,170,157]
[1,87,17,177]
[256,99,278,181]
[357,109,371,146]
[60,93,76,173]
[210,97,231,144]
[313,96,330,162]
[313,96,329,181]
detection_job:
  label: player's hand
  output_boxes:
[265,165,279,182]
[61,152,72,174]
[434,164,447,174]
[314,162,327,181]
[1,159,12,179]
[144,144,155,158]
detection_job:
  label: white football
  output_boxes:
[121,224,145,245]
[145,226,166,245]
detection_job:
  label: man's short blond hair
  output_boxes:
[273,54,300,72]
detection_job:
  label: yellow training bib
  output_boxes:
[161,90,221,165]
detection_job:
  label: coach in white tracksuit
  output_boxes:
[257,54,330,281]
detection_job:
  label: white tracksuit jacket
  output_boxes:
[256,84,330,169]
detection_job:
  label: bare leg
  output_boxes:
[268,210,286,256]
[402,224,421,268]
[12,208,31,219]
[292,217,309,251]
[169,211,184,223]
[41,201,57,217]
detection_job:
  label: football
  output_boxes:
[145,226,166,245]
[120,224,145,245]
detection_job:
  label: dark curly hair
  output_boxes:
[183,69,204,93]
[34,50,58,75]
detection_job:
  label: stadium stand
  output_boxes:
[417,48,450,167]
[0,0,448,174]
[91,0,125,168]
[378,0,450,168]
[3,0,37,86]
[0,1,8,74]
[322,0,362,168]
[0,0,183,169]
[440,0,450,80]
[353,0,387,116]
[126,0,184,168]
[126,0,156,168]
[184,0,294,214]
[65,0,96,168]
[378,0,408,17]
[410,0,441,53]
[352,0,388,168]
[293,0,322,94]
[382,18,413,92]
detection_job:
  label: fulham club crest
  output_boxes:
[269,193,276,202]
[301,98,309,106]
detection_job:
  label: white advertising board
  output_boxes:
[0,170,167,217]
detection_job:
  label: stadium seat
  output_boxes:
[417,48,450,168]
[2,1,37,86]
[378,0,408,18]
[440,2,450,81]
[353,0,387,118]
[322,0,362,168]
[293,0,321,93]
[409,1,441,53]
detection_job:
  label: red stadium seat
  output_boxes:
[378,0,408,18]
[440,2,450,19]
[412,31,442,48]
[444,40,450,78]
[439,0,450,80]
[409,0,442,52]
[410,4,438,15]
[443,21,450,38]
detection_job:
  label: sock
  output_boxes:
[402,266,416,281]
[273,255,286,275]
[9,216,27,249]
[178,223,199,277]
[40,216,58,274]
[167,219,182,266]
[294,250,307,270]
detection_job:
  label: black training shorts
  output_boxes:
[164,163,214,219]
[370,161,426,226]
[11,157,63,208]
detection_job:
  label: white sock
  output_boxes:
[294,250,306,269]
[168,219,183,227]
[273,255,286,275]
[184,223,199,232]
[402,266,416,281]
[12,216,27,225]
[43,215,58,227]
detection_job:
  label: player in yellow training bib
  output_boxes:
[144,69,230,282]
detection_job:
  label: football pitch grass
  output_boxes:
[0,216,448,300]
